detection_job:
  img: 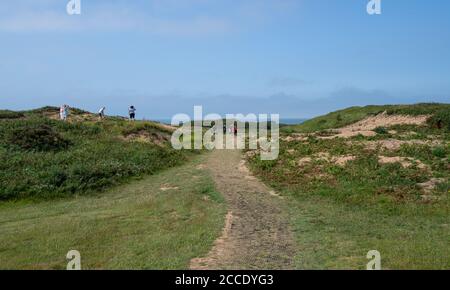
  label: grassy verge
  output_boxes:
[287,194,449,269]
[0,154,226,269]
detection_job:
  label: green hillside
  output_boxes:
[0,107,188,201]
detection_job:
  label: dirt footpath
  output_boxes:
[190,150,296,270]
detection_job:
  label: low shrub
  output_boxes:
[6,123,71,152]
[432,146,447,158]
[374,127,389,135]
[427,109,450,131]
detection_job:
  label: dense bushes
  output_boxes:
[6,123,71,152]
[427,109,450,131]
[374,126,389,135]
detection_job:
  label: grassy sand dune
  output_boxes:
[284,103,450,133]
[248,103,450,269]
[0,107,184,201]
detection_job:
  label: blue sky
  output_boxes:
[0,0,449,118]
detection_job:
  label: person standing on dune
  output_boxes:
[60,104,69,121]
[129,105,136,121]
[59,105,65,120]
[98,107,106,120]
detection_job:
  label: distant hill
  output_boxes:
[283,103,450,133]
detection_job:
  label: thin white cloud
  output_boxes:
[0,0,299,35]
[0,10,230,36]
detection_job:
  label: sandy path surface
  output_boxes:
[190,149,296,270]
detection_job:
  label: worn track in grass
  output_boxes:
[190,149,296,270]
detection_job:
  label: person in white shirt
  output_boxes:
[60,104,69,121]
[129,106,136,120]
[60,105,65,120]
[98,107,106,119]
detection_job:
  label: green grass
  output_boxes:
[248,118,450,269]
[0,155,226,269]
[284,103,450,133]
[386,103,450,116]
[0,108,188,201]
[287,195,449,269]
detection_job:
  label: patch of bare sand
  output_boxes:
[418,178,446,194]
[378,156,428,170]
[190,211,234,270]
[333,155,356,166]
[417,178,448,203]
[238,160,250,174]
[124,130,170,146]
[155,123,176,132]
[244,150,259,158]
[297,157,313,166]
[268,190,283,199]
[297,153,356,167]
[47,112,97,122]
[315,152,331,161]
[399,131,419,138]
[196,164,206,170]
[319,112,430,139]
[282,134,309,142]
[160,184,179,191]
[358,139,443,151]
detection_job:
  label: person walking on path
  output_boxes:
[129,106,136,120]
